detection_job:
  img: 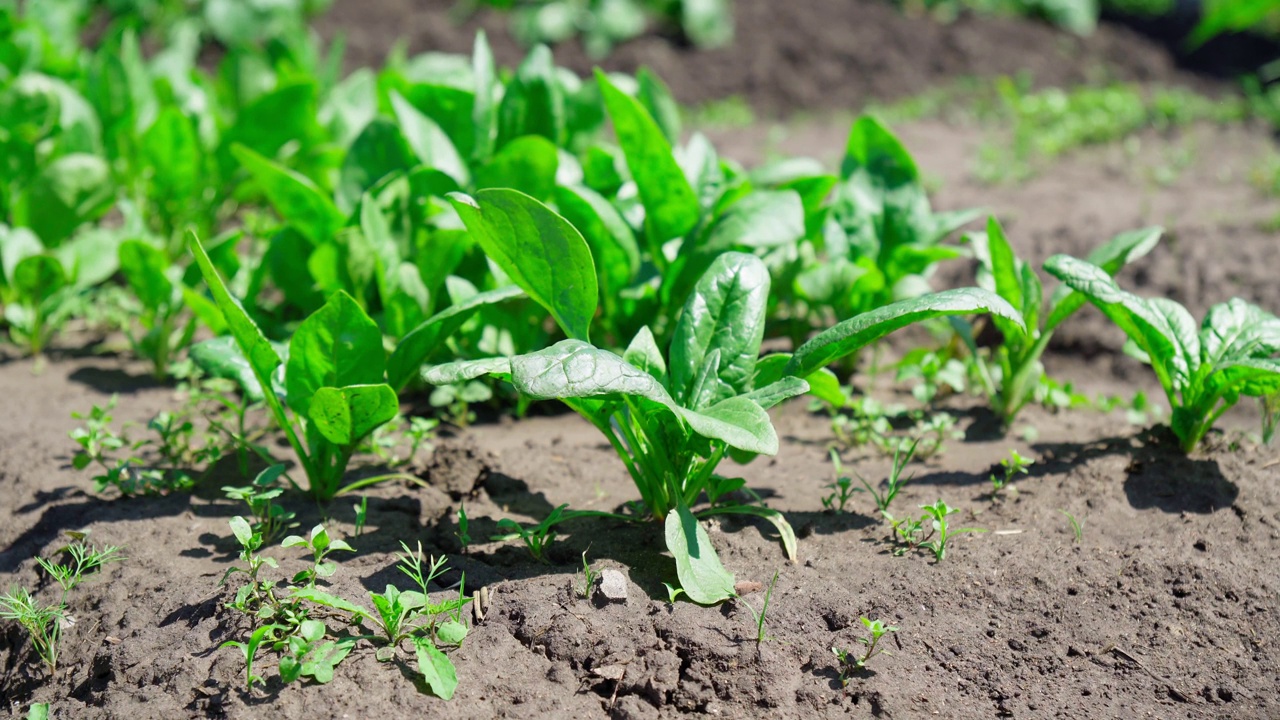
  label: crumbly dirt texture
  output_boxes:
[4,2,1280,719]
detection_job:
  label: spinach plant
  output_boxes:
[118,239,196,379]
[425,189,1022,603]
[1045,254,1280,452]
[958,218,1162,426]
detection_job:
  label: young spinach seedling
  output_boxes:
[1045,255,1280,452]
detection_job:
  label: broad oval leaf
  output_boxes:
[286,291,386,417]
[664,503,734,605]
[670,252,770,403]
[596,70,698,244]
[785,288,1024,378]
[336,118,416,214]
[554,184,640,300]
[474,135,559,201]
[119,240,173,312]
[422,356,513,386]
[509,339,674,405]
[1044,226,1163,331]
[448,189,597,342]
[308,384,399,446]
[413,637,459,700]
[679,396,778,455]
[701,190,805,252]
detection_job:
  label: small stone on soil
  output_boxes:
[598,569,628,603]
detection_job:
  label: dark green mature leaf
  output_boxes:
[414,637,458,700]
[119,240,172,312]
[391,91,469,186]
[665,503,734,605]
[142,105,201,203]
[337,118,415,213]
[421,356,513,386]
[12,255,67,305]
[842,115,919,189]
[554,184,640,300]
[474,135,559,201]
[189,336,284,402]
[285,291,386,417]
[448,189,597,342]
[681,396,778,455]
[1044,226,1162,331]
[596,70,698,245]
[233,144,345,247]
[398,83,477,162]
[222,82,319,168]
[387,285,525,392]
[496,44,564,149]
[670,252,770,403]
[509,339,672,403]
[308,384,399,446]
[785,288,1023,378]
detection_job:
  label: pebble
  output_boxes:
[598,569,628,603]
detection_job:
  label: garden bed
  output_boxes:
[3,1,1280,719]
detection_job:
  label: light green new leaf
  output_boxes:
[119,240,173,311]
[286,291,386,417]
[701,191,805,252]
[448,189,597,342]
[474,135,559,201]
[308,384,399,446]
[670,252,770,403]
[785,288,1024,378]
[232,144,345,246]
[337,118,416,213]
[679,396,778,456]
[391,91,469,186]
[1044,226,1162,331]
[665,503,734,605]
[13,255,67,305]
[596,70,698,245]
[623,326,668,385]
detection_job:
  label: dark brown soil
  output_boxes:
[316,0,1210,115]
[5,3,1280,719]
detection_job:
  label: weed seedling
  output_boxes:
[353,496,369,537]
[220,624,280,690]
[1059,509,1085,544]
[889,514,928,555]
[576,550,598,599]
[494,504,567,563]
[860,438,919,517]
[822,450,858,514]
[833,617,898,684]
[455,503,471,552]
[277,619,355,685]
[739,571,780,645]
[0,588,65,675]
[36,542,124,599]
[989,449,1033,499]
[223,464,296,542]
[281,525,355,588]
[919,501,985,562]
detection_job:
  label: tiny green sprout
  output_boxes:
[739,570,780,645]
[0,587,65,675]
[822,450,858,514]
[220,623,280,690]
[918,501,986,562]
[494,504,567,563]
[353,496,369,537]
[833,617,898,684]
[990,449,1034,499]
[36,541,124,600]
[1059,509,1085,543]
[576,549,599,599]
[663,582,686,604]
[859,438,919,517]
[282,525,355,588]
[455,503,471,552]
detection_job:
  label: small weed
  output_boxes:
[576,550,598,599]
[36,541,124,598]
[919,501,986,562]
[353,496,369,537]
[223,464,296,542]
[220,624,280,691]
[990,449,1034,499]
[822,450,858,514]
[281,525,356,588]
[739,570,780,645]
[495,504,567,563]
[455,503,471,552]
[859,438,919,517]
[1059,509,1085,543]
[833,617,898,683]
[0,588,65,675]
